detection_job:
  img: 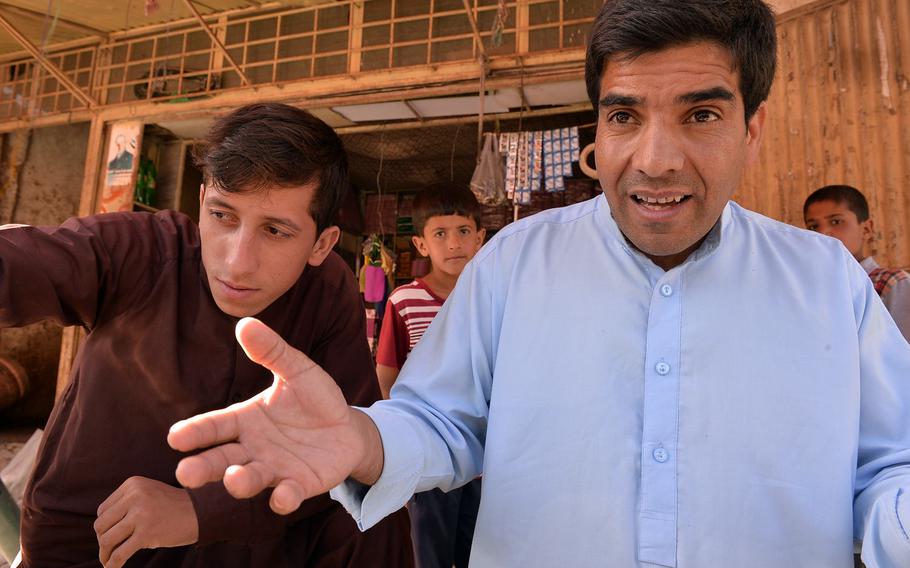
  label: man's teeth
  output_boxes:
[635,195,686,204]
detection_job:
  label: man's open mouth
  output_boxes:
[632,194,691,210]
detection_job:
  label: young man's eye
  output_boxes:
[831,219,841,226]
[434,231,445,238]
[210,209,230,221]
[459,228,472,235]
[266,226,291,238]
[687,109,720,123]
[806,224,818,231]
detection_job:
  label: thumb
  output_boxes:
[235,317,318,382]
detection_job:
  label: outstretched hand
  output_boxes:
[167,317,384,515]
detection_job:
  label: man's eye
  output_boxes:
[831,219,841,225]
[688,109,720,123]
[608,111,634,124]
[267,226,290,238]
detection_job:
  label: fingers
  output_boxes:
[104,534,142,568]
[269,479,307,515]
[174,442,250,489]
[235,317,319,382]
[168,405,241,453]
[97,517,132,566]
[222,460,277,499]
[94,497,128,538]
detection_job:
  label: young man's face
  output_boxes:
[198,182,339,317]
[412,215,485,279]
[804,199,872,261]
[594,41,766,269]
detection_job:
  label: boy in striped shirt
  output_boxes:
[375,182,485,568]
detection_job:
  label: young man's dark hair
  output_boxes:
[803,184,870,222]
[195,103,349,232]
[585,0,777,122]
[411,182,483,235]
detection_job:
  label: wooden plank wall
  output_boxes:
[737,0,910,267]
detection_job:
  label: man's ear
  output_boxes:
[745,101,767,167]
[412,234,429,257]
[198,183,205,208]
[307,226,341,267]
[475,227,487,247]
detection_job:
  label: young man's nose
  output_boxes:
[224,231,259,275]
[631,122,685,178]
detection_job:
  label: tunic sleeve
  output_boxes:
[851,256,910,565]
[0,213,158,329]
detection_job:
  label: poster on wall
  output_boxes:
[99,120,142,213]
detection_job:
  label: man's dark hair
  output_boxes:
[412,182,483,235]
[803,184,870,223]
[585,0,777,123]
[195,103,349,232]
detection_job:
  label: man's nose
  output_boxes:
[630,121,685,178]
[224,231,258,275]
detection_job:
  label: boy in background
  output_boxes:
[804,184,910,341]
[375,182,485,568]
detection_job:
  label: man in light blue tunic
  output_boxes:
[167,1,910,566]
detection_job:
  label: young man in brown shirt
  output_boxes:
[2,103,411,568]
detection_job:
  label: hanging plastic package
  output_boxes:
[469,132,507,206]
[363,264,386,303]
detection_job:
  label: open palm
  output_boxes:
[168,317,379,514]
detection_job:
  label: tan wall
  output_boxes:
[737,0,910,267]
[0,123,88,425]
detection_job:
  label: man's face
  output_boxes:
[804,200,871,261]
[594,42,766,269]
[198,182,338,317]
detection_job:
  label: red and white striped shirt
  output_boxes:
[375,278,445,370]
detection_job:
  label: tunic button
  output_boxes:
[655,361,671,375]
[660,284,673,297]
[653,448,669,463]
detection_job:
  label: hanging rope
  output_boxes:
[40,0,62,54]
[491,0,508,48]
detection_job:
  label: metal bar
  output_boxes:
[0,12,96,107]
[461,0,488,59]
[181,0,252,86]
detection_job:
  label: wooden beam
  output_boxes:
[0,49,587,132]
[334,102,592,134]
[181,0,251,87]
[460,0,487,59]
[0,12,96,108]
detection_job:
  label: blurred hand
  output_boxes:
[167,317,384,515]
[94,476,198,568]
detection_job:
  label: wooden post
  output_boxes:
[348,0,364,75]
[55,113,106,399]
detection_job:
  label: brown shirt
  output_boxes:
[0,211,411,568]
